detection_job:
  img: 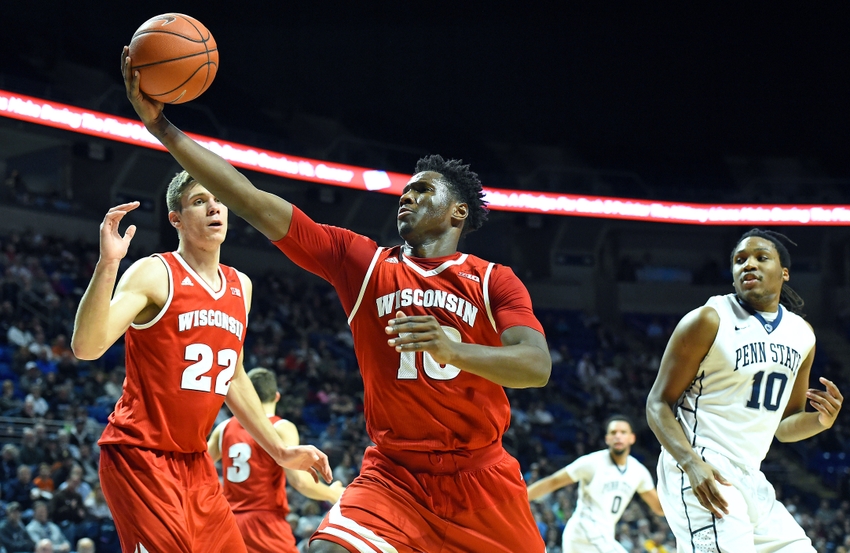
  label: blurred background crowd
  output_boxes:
[0,229,847,553]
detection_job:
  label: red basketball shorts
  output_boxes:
[99,444,247,553]
[311,443,545,553]
[234,509,298,553]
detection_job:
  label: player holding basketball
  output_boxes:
[71,173,331,551]
[646,229,843,552]
[527,415,664,553]
[208,367,345,553]
[122,43,551,552]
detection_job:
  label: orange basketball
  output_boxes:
[128,13,218,104]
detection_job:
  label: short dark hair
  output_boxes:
[166,170,197,213]
[731,228,805,316]
[247,367,278,403]
[414,154,488,235]
[604,414,634,433]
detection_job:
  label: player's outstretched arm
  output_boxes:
[775,344,843,442]
[527,467,574,501]
[72,203,164,360]
[226,359,332,483]
[120,47,294,241]
[276,420,345,503]
[646,306,731,519]
[639,489,665,517]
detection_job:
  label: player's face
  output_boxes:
[731,237,788,311]
[170,183,228,246]
[605,420,635,455]
[397,171,462,243]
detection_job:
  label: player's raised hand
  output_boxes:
[385,310,460,366]
[277,445,332,484]
[99,202,139,263]
[808,377,843,429]
[121,46,164,126]
[683,457,730,519]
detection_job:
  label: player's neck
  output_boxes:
[609,450,628,466]
[402,236,459,258]
[176,244,221,288]
[262,403,276,416]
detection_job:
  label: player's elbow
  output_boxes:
[70,335,103,361]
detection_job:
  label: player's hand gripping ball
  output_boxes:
[128,13,218,104]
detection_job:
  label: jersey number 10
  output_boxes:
[745,370,789,411]
[396,325,462,381]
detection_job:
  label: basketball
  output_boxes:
[128,13,218,104]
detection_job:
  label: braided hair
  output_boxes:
[730,228,805,316]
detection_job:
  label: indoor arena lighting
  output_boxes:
[3,89,849,226]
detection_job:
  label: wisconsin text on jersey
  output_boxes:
[734,341,803,373]
[375,288,479,327]
[177,309,245,340]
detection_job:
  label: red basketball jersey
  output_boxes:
[99,252,248,453]
[275,207,544,453]
[219,415,290,514]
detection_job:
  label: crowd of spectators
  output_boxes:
[0,228,848,553]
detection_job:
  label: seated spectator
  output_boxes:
[1,378,22,414]
[25,384,49,417]
[0,443,20,481]
[56,466,90,503]
[26,501,71,553]
[73,537,95,553]
[74,445,98,486]
[18,426,47,466]
[50,469,88,545]
[4,465,35,511]
[33,463,55,493]
[0,501,36,553]
[35,538,55,553]
[82,483,111,523]
[7,319,33,349]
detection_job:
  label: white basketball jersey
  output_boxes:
[565,450,655,540]
[675,293,815,468]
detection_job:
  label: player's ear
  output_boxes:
[782,267,789,282]
[168,210,181,229]
[452,202,468,222]
[275,391,281,403]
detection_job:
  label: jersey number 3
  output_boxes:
[397,325,462,381]
[181,344,238,395]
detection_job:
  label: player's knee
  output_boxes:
[308,539,350,553]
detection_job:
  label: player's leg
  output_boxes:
[307,541,350,553]
[562,521,628,553]
[309,448,443,553]
[657,449,756,553]
[235,510,299,553]
[99,445,193,553]
[750,471,815,553]
[187,451,248,553]
[440,451,546,553]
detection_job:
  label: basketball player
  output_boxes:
[71,178,331,551]
[646,229,843,552]
[208,367,345,553]
[527,415,664,553]
[122,45,551,553]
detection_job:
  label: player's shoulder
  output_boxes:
[119,254,169,291]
